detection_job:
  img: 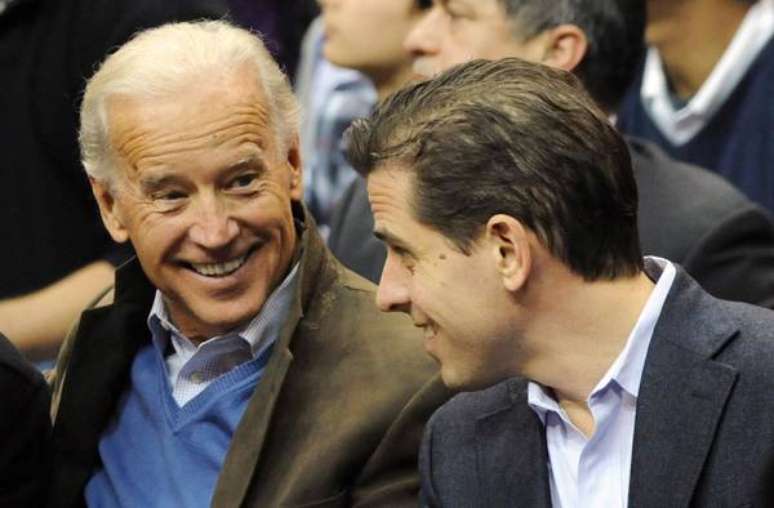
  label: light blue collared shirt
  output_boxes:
[148,261,300,407]
[528,257,676,508]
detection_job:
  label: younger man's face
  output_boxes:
[367,165,520,390]
[405,0,545,77]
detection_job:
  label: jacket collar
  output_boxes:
[628,261,739,507]
[475,379,552,508]
[471,262,740,507]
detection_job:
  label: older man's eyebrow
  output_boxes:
[139,173,185,193]
[222,155,268,178]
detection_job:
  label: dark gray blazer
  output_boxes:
[328,138,774,308]
[419,261,774,507]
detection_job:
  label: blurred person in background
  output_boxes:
[296,16,377,238]
[0,0,227,361]
[331,0,774,308]
[617,0,774,211]
[316,0,432,279]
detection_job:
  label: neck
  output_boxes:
[646,0,751,99]
[519,264,655,435]
[369,64,416,101]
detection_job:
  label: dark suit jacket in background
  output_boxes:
[47,207,449,508]
[328,138,774,308]
[0,333,51,507]
[420,261,774,507]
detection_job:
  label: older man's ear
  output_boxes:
[285,135,304,202]
[89,176,130,243]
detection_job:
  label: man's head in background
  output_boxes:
[405,0,646,112]
[347,58,642,389]
[319,0,432,96]
[81,20,303,341]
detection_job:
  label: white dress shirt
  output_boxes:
[640,0,774,145]
[528,258,676,508]
[148,261,300,407]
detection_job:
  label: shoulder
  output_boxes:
[665,274,774,375]
[0,334,50,434]
[428,378,523,435]
[629,137,753,212]
[715,300,774,369]
[0,334,47,395]
[297,248,440,395]
[629,138,773,259]
[310,251,417,341]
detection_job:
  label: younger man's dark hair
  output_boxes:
[347,58,643,281]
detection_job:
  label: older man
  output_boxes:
[47,20,447,508]
[350,57,774,507]
[331,0,774,307]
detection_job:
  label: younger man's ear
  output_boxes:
[539,24,588,73]
[285,135,303,201]
[89,176,129,243]
[485,214,532,292]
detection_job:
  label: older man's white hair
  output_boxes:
[79,19,300,182]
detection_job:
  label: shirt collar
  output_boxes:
[147,259,301,357]
[640,0,774,145]
[528,257,676,416]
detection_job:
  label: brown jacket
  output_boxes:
[48,206,449,508]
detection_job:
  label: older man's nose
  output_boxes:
[189,201,239,249]
[376,253,412,313]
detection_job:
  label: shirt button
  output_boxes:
[190,372,205,384]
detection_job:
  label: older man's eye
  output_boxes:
[156,191,187,201]
[229,174,259,191]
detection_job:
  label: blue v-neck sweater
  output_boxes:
[85,342,273,507]
[617,38,774,212]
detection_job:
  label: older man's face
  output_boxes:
[93,67,301,340]
[404,0,544,77]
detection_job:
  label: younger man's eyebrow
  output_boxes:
[374,228,413,253]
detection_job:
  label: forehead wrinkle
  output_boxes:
[114,106,272,172]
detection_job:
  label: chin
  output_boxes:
[181,297,266,337]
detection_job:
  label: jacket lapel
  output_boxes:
[211,205,331,507]
[50,259,153,508]
[629,265,739,508]
[476,379,551,508]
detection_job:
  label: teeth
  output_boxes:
[190,253,248,278]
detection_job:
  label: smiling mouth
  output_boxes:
[185,246,257,278]
[417,321,438,340]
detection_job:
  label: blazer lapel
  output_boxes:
[476,379,551,508]
[211,205,329,507]
[210,296,300,508]
[51,259,153,508]
[629,267,739,508]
